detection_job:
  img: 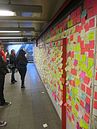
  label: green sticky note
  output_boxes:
[87,68,93,78]
[74,44,81,52]
[88,31,95,41]
[79,119,89,129]
[88,58,94,69]
[81,55,87,62]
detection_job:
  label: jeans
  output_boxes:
[18,68,27,86]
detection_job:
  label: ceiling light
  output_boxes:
[0,31,20,33]
[0,37,24,39]
[0,10,15,16]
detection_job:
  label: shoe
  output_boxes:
[21,85,25,88]
[11,81,15,84]
[14,80,17,82]
[0,121,7,127]
[0,102,11,106]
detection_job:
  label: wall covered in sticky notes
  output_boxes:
[34,0,97,129]
[65,16,96,129]
[34,40,63,119]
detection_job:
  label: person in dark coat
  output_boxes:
[0,43,11,106]
[9,49,17,84]
[16,49,28,88]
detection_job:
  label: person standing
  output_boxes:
[9,49,17,84]
[16,49,28,88]
[0,43,11,106]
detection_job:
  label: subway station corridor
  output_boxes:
[0,63,61,129]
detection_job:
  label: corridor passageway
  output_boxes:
[0,63,61,129]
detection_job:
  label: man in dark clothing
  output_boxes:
[0,43,11,106]
[9,49,17,84]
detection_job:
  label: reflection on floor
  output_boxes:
[0,63,61,129]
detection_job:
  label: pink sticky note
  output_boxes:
[80,72,86,79]
[88,50,94,58]
[74,59,78,66]
[89,40,94,49]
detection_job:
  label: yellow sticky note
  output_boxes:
[88,31,95,41]
[75,78,80,86]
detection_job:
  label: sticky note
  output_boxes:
[88,50,94,58]
[74,59,78,66]
[89,40,94,49]
[94,92,97,100]
[86,87,91,96]
[95,72,97,80]
[89,18,95,28]
[84,76,90,85]
[71,69,77,75]
[87,69,93,78]
[85,96,90,104]
[81,17,86,24]
[88,31,95,41]
[80,72,86,79]
[94,101,97,109]
[81,84,86,92]
[84,114,89,123]
[85,24,89,32]
[80,99,85,108]
[75,104,79,111]
[85,103,90,114]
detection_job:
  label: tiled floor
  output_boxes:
[0,63,61,129]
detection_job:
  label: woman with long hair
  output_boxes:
[16,49,28,88]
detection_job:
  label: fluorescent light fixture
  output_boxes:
[0,37,24,39]
[0,31,20,33]
[0,10,15,16]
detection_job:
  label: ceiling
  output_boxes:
[0,0,66,43]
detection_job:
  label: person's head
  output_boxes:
[19,49,26,56]
[11,49,15,55]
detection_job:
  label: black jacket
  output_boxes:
[16,55,28,69]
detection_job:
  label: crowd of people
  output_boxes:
[0,42,28,127]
